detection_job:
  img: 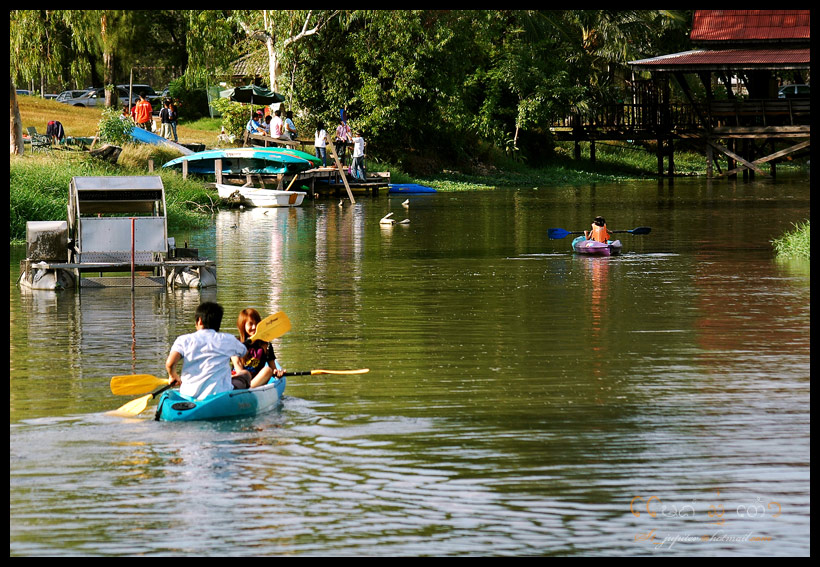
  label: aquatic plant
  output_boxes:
[772,220,810,260]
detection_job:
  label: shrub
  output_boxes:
[168,78,211,120]
[98,106,134,145]
[210,97,266,139]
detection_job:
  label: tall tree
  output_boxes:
[10,77,24,155]
[234,10,338,94]
[10,10,68,91]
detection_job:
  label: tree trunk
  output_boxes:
[10,77,24,155]
[263,11,281,93]
[101,12,117,108]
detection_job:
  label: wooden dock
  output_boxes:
[205,134,391,200]
[213,167,389,198]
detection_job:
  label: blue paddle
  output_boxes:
[548,226,651,239]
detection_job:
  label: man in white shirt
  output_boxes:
[351,131,366,181]
[165,302,251,400]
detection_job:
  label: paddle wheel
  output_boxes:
[18,176,216,290]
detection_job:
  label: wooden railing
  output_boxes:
[707,99,810,127]
[553,98,810,134]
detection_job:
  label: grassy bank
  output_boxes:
[10,151,218,243]
[772,220,810,260]
[12,95,807,243]
[11,97,226,243]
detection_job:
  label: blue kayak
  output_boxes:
[130,125,194,155]
[154,377,286,422]
[388,183,437,194]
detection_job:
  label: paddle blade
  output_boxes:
[107,384,172,418]
[629,226,652,235]
[111,374,167,395]
[107,393,153,417]
[547,228,571,240]
[250,311,291,343]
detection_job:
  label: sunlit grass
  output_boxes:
[772,220,810,260]
[16,95,221,146]
[10,151,218,242]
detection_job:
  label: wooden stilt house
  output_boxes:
[628,10,810,178]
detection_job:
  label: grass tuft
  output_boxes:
[772,220,810,260]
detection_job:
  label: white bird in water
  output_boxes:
[402,199,410,208]
[380,212,395,225]
[339,199,344,207]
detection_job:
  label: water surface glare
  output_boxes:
[10,178,810,556]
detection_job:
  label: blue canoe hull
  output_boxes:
[155,377,286,422]
[163,148,320,175]
[572,236,622,256]
[130,126,194,155]
[388,183,437,194]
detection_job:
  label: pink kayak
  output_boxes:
[572,236,622,256]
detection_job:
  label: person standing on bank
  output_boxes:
[314,121,328,166]
[159,100,174,140]
[134,92,153,130]
[351,130,366,181]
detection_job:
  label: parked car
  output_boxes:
[116,84,162,107]
[60,87,109,107]
[778,84,810,99]
[60,85,161,109]
[56,89,91,103]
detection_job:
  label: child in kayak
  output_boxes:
[165,302,252,399]
[235,308,286,388]
[585,216,612,243]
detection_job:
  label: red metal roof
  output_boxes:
[630,48,810,70]
[691,10,810,42]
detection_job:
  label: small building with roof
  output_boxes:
[629,9,809,178]
[552,10,810,178]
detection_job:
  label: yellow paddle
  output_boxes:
[107,384,172,417]
[108,311,293,414]
[110,373,171,396]
[248,311,291,343]
[111,368,371,396]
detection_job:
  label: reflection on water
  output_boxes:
[10,178,810,556]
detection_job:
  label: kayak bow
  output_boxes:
[572,236,622,256]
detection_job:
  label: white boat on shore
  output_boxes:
[216,183,306,208]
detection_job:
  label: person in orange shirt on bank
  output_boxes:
[134,92,153,130]
[585,216,612,243]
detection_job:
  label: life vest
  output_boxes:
[590,224,611,243]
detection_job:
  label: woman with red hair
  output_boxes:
[234,308,286,388]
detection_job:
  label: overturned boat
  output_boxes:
[163,147,321,176]
[216,183,306,208]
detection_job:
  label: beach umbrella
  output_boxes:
[229,85,285,105]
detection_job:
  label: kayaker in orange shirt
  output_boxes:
[585,216,612,243]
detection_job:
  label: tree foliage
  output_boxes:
[11,10,692,168]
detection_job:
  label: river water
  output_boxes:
[10,176,810,556]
